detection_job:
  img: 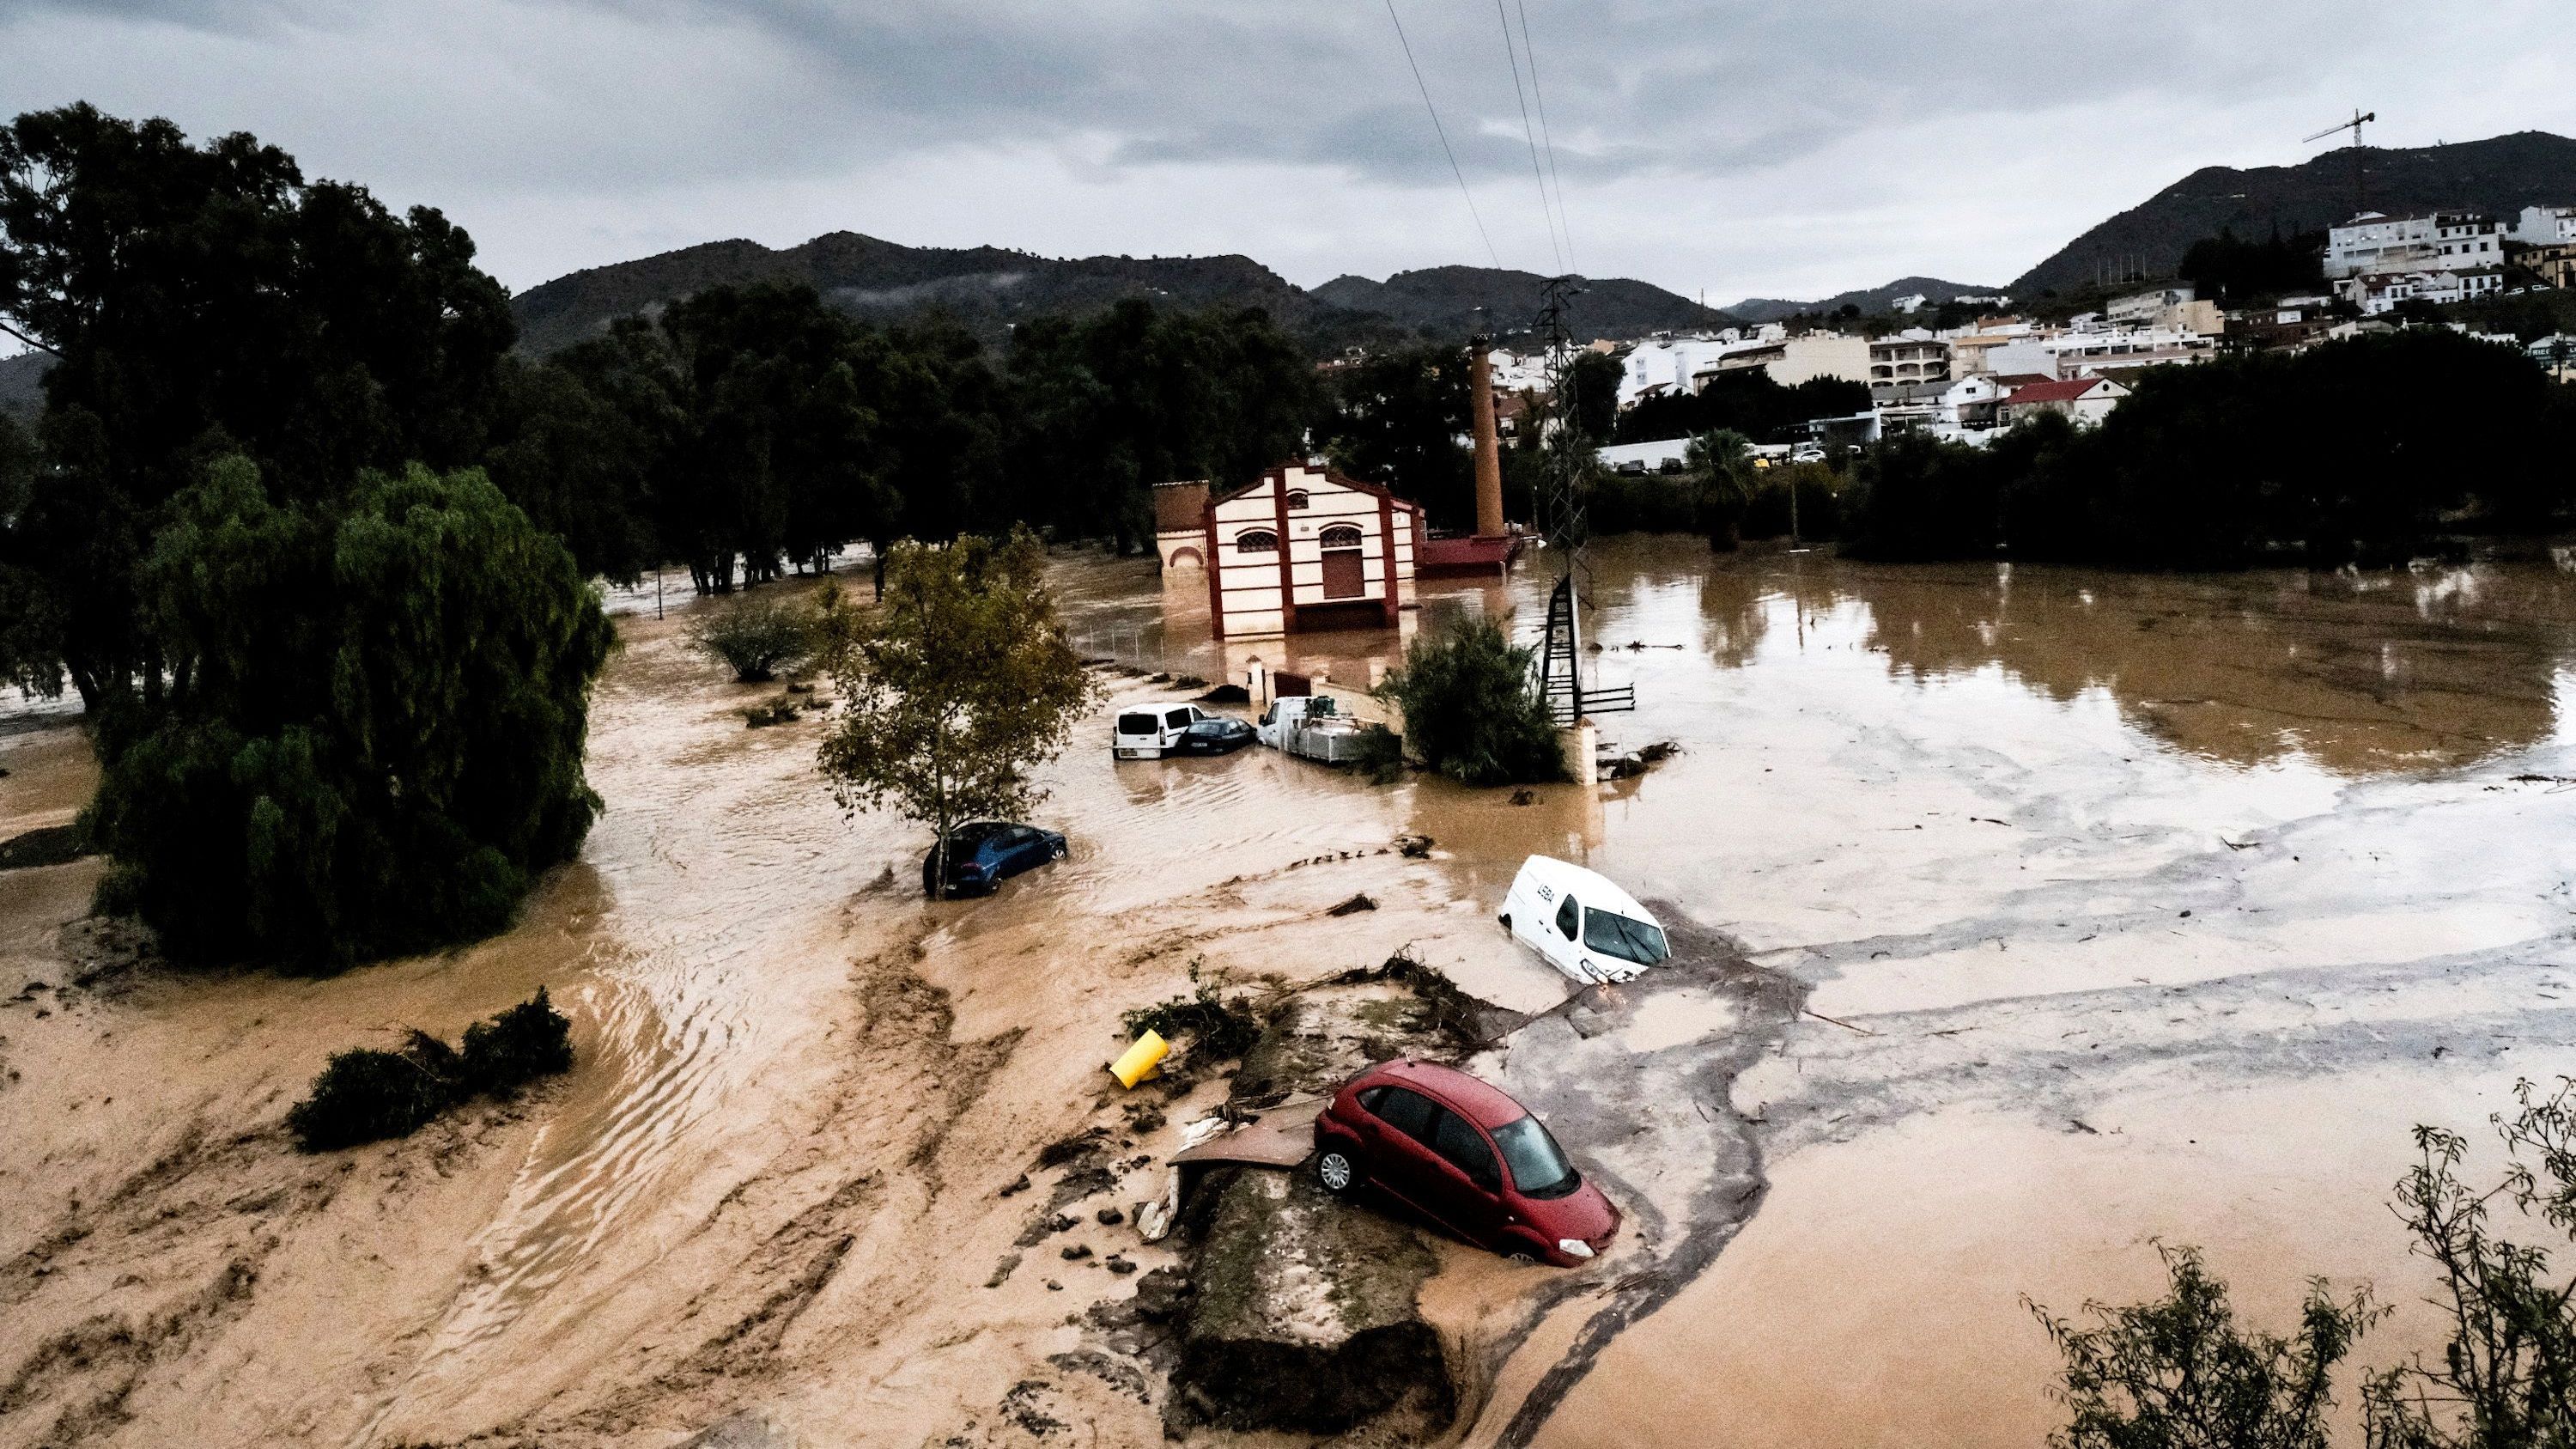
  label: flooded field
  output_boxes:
[1,534,2571,1446]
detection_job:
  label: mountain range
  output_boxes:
[511,235,1735,356]
[1721,277,2004,324]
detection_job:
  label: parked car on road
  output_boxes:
[1114,701,1212,759]
[922,820,1067,898]
[1171,715,1256,755]
[1312,1058,1619,1266]
[1499,855,1671,984]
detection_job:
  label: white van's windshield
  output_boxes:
[1583,909,1669,966]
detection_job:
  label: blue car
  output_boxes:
[923,820,1067,898]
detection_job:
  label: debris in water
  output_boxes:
[1096,1206,1125,1226]
[1395,833,1433,858]
[999,1172,1032,1198]
[1060,1243,1093,1261]
[1327,893,1377,917]
[2067,1119,2100,1135]
[1509,788,1537,806]
[986,1253,1021,1288]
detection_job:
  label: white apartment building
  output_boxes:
[1889,294,1929,314]
[2339,267,2506,314]
[1868,331,1950,391]
[2512,205,2576,246]
[2324,210,2506,279]
[1691,332,1871,390]
[2105,285,2225,337]
[1619,338,1739,407]
[1983,328,2217,381]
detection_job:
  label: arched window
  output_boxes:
[1285,490,1311,510]
[1234,529,1279,553]
[1318,524,1363,549]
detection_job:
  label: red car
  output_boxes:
[1311,1058,1619,1266]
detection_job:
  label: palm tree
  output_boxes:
[1687,429,1758,551]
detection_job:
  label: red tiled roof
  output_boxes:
[2002,377,2109,405]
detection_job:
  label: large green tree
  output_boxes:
[83,459,613,968]
[1006,299,1315,549]
[0,104,515,709]
[816,528,1095,898]
[1320,344,1476,528]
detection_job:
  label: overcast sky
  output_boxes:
[8,0,2576,306]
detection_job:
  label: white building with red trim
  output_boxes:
[1196,461,1420,639]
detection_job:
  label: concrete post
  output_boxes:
[1561,721,1597,786]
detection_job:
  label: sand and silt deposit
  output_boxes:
[3,533,2573,1446]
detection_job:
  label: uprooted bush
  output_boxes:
[288,989,574,1152]
[1348,722,1406,785]
[686,588,820,682]
[1122,962,1266,1061]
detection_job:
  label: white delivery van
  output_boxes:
[1113,701,1212,759]
[1499,855,1672,985]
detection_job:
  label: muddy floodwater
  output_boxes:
[3,534,2573,1447]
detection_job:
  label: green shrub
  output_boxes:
[1349,722,1406,785]
[687,588,818,682]
[289,990,575,1151]
[287,1032,464,1152]
[459,987,575,1095]
[1376,618,1567,787]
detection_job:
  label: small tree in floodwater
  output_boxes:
[1375,618,1566,788]
[2029,1242,2381,1449]
[686,588,819,682]
[2365,1078,2576,1449]
[816,529,1095,898]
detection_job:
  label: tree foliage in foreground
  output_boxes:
[815,529,1096,898]
[2035,1078,2576,1449]
[2029,1242,2383,1449]
[83,460,613,968]
[2366,1080,2576,1449]
[1376,618,1566,788]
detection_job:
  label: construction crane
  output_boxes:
[2304,109,2377,216]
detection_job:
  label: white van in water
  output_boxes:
[1114,701,1212,759]
[1499,855,1672,984]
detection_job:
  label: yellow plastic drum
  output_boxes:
[1109,1030,1170,1088]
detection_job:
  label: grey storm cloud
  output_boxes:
[4,0,2571,297]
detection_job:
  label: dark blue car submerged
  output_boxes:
[923,820,1067,898]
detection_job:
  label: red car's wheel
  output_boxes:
[1315,1147,1363,1196]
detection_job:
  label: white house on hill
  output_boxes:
[1196,461,1421,640]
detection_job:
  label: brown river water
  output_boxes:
[3,534,2573,1447]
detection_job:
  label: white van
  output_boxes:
[1499,855,1672,985]
[1114,701,1211,759]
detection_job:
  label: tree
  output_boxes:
[1617,370,1870,447]
[1566,350,1623,441]
[2365,1079,2576,1449]
[1321,344,1477,529]
[1687,429,1758,550]
[481,355,658,585]
[82,458,613,968]
[1375,618,1566,787]
[2027,1242,2383,1449]
[0,104,515,710]
[1007,300,1315,550]
[815,529,1096,898]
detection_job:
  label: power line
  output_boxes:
[1382,0,1501,269]
[1492,0,1563,271]
[1513,0,1574,272]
